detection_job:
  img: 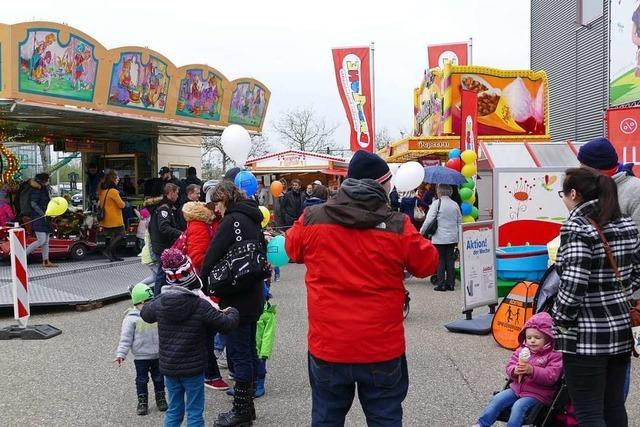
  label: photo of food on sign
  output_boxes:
[451,72,547,136]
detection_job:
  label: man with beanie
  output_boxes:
[578,137,640,230]
[141,249,239,427]
[285,150,440,426]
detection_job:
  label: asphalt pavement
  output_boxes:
[1,263,638,426]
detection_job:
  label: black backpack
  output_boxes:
[17,181,34,217]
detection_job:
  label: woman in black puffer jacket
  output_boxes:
[201,180,265,427]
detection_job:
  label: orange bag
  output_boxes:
[491,281,539,350]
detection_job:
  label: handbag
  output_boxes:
[413,200,426,221]
[422,200,441,238]
[208,219,270,297]
[96,189,110,222]
[588,218,640,357]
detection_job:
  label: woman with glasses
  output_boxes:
[552,168,640,426]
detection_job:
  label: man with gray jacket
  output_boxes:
[420,184,462,291]
[577,137,640,231]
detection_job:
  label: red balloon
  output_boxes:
[446,158,462,171]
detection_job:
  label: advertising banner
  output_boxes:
[459,221,498,311]
[414,66,548,138]
[610,1,640,106]
[331,47,374,152]
[606,107,640,175]
[460,89,478,152]
[428,42,469,69]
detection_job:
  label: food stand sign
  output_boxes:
[459,220,498,312]
[606,107,640,176]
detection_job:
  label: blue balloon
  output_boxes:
[460,202,473,216]
[234,170,258,197]
[267,235,289,267]
[448,149,461,159]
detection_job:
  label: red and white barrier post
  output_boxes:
[0,226,61,340]
[9,228,30,327]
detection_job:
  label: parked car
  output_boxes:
[71,193,83,206]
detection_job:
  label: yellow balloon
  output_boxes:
[462,215,475,223]
[461,163,477,178]
[468,193,476,205]
[460,150,477,164]
[259,206,270,228]
[45,197,69,217]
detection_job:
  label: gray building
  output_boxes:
[531,0,608,141]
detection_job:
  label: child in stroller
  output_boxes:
[472,312,563,427]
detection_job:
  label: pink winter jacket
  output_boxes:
[506,312,563,405]
[0,201,15,226]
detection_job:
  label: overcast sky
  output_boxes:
[6,0,531,150]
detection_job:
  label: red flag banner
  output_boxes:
[606,108,640,176]
[331,47,374,152]
[460,89,478,152]
[428,42,469,69]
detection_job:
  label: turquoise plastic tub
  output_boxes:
[496,245,549,282]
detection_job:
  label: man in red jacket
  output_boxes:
[286,150,439,426]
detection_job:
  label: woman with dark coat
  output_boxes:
[26,173,56,267]
[200,180,265,427]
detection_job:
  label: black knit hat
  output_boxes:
[347,150,392,184]
[223,167,241,181]
[577,138,618,171]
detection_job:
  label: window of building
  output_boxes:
[578,0,603,26]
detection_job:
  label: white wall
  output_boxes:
[157,135,202,175]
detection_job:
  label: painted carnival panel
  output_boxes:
[177,69,224,121]
[18,29,97,101]
[108,52,169,112]
[229,83,267,127]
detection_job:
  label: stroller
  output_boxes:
[493,265,577,427]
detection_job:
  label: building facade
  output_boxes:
[531,0,608,141]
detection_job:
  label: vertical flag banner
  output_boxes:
[428,42,469,69]
[460,89,479,152]
[332,47,374,152]
[606,108,640,176]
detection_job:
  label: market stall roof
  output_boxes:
[480,141,580,169]
[0,99,230,142]
[245,149,348,174]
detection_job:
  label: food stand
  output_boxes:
[244,149,348,193]
[380,63,551,164]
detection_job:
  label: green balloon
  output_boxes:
[471,206,479,219]
[459,187,473,201]
[461,181,475,190]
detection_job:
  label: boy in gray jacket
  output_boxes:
[115,283,167,416]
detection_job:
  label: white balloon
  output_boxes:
[388,163,401,175]
[221,124,251,165]
[394,161,424,192]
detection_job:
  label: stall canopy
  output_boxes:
[245,150,348,175]
[0,21,271,143]
[480,141,580,169]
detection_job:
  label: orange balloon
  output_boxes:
[270,181,283,197]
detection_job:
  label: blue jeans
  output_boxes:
[164,374,205,427]
[226,322,259,383]
[154,262,167,296]
[134,359,164,396]
[308,353,408,427]
[477,388,540,427]
[214,333,226,352]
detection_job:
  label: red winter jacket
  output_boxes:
[286,179,439,363]
[182,202,214,273]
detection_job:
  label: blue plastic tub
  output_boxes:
[496,245,549,282]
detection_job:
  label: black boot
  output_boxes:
[249,382,257,420]
[214,381,253,426]
[137,394,149,416]
[155,391,168,411]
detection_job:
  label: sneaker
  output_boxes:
[215,350,228,369]
[205,378,230,390]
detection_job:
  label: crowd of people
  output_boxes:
[111,138,640,427]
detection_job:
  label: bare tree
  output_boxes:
[375,127,395,150]
[272,107,338,153]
